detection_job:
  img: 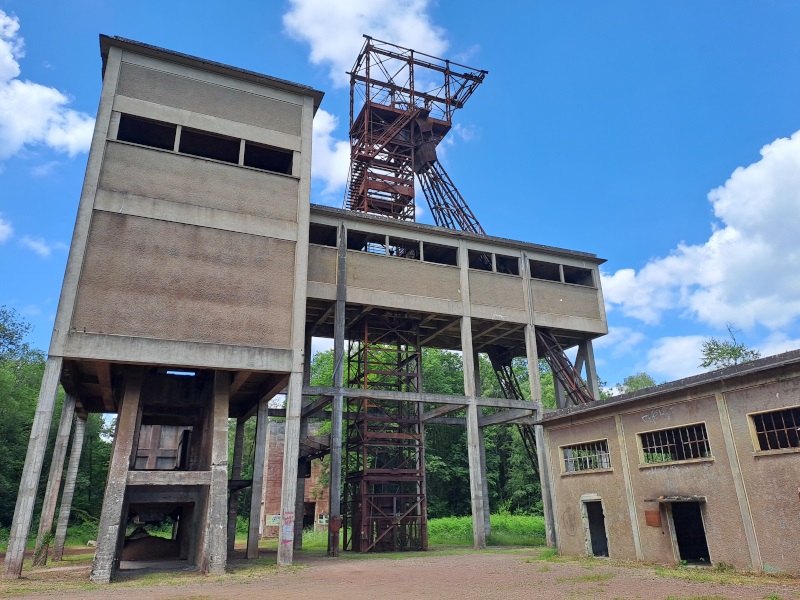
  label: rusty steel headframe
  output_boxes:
[346,35,488,233]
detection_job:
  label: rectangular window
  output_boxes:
[563,265,595,287]
[309,223,337,247]
[468,249,492,271]
[243,141,293,174]
[117,113,176,150]
[422,242,458,266]
[639,423,711,464]
[495,254,520,276]
[562,440,611,473]
[388,237,420,259]
[347,230,385,254]
[751,406,800,451]
[178,127,240,164]
[530,259,561,282]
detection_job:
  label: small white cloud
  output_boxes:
[19,235,67,258]
[311,336,334,357]
[645,335,709,381]
[0,10,94,164]
[0,213,11,242]
[283,0,448,87]
[756,332,800,359]
[312,108,350,199]
[30,160,60,176]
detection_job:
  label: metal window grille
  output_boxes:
[751,406,800,451]
[562,440,611,472]
[640,424,711,464]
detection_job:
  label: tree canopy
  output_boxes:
[700,323,761,369]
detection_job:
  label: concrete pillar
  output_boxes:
[472,350,491,537]
[580,340,601,401]
[461,318,486,549]
[33,393,77,566]
[247,396,268,559]
[294,458,308,550]
[277,371,304,566]
[328,223,347,557]
[227,418,246,552]
[554,378,568,409]
[3,357,64,578]
[201,371,230,575]
[91,368,144,583]
[52,417,86,561]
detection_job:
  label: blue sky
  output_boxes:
[1,0,799,388]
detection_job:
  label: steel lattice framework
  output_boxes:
[346,36,487,231]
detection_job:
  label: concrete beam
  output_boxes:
[303,386,534,410]
[126,471,213,486]
[421,404,466,422]
[479,408,537,427]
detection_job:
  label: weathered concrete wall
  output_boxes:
[725,377,800,573]
[546,416,636,560]
[468,271,525,311]
[71,211,295,349]
[531,280,603,321]
[307,245,337,285]
[346,252,461,301]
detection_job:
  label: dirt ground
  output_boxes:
[2,548,798,600]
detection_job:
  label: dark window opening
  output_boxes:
[584,501,609,557]
[495,254,520,276]
[530,259,561,282]
[244,141,292,174]
[388,237,419,259]
[640,424,711,464]
[563,440,611,472]
[563,265,595,287]
[309,223,337,247]
[671,502,710,564]
[117,113,176,150]
[423,243,458,266]
[347,230,385,254]
[179,128,240,164]
[752,406,800,451]
[468,249,492,271]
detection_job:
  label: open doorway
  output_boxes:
[671,502,710,564]
[582,500,609,557]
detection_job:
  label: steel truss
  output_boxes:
[343,315,428,552]
[347,36,487,229]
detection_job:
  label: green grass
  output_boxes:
[426,514,545,546]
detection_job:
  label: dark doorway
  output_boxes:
[671,502,710,564]
[303,502,316,529]
[584,501,609,557]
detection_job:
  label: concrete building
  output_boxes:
[538,350,800,574]
[4,35,610,582]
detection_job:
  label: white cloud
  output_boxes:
[603,130,800,331]
[19,235,66,258]
[593,326,646,357]
[0,10,94,163]
[0,213,11,242]
[645,335,709,381]
[30,160,60,176]
[283,0,447,87]
[312,108,350,198]
[756,332,800,359]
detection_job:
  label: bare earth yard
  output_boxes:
[1,548,797,600]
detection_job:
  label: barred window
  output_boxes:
[751,407,800,451]
[639,423,711,464]
[562,440,611,473]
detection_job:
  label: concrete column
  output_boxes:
[33,393,77,566]
[579,340,601,401]
[461,318,486,549]
[52,417,86,561]
[201,371,230,575]
[247,396,268,559]
[294,458,308,550]
[554,378,568,409]
[91,368,144,584]
[328,222,347,557]
[227,418,246,552]
[3,356,64,578]
[473,350,491,537]
[277,371,304,566]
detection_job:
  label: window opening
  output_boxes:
[530,259,561,282]
[422,243,458,266]
[563,440,611,472]
[671,502,710,564]
[178,128,240,164]
[583,500,609,557]
[243,141,293,174]
[563,265,595,287]
[388,237,419,259]
[640,424,711,464]
[309,223,337,247]
[495,254,519,276]
[347,230,385,254]
[468,249,492,271]
[751,406,800,450]
[117,113,176,151]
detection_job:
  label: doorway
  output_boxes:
[671,502,710,564]
[583,500,609,557]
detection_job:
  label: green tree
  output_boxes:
[700,323,761,369]
[616,372,657,394]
